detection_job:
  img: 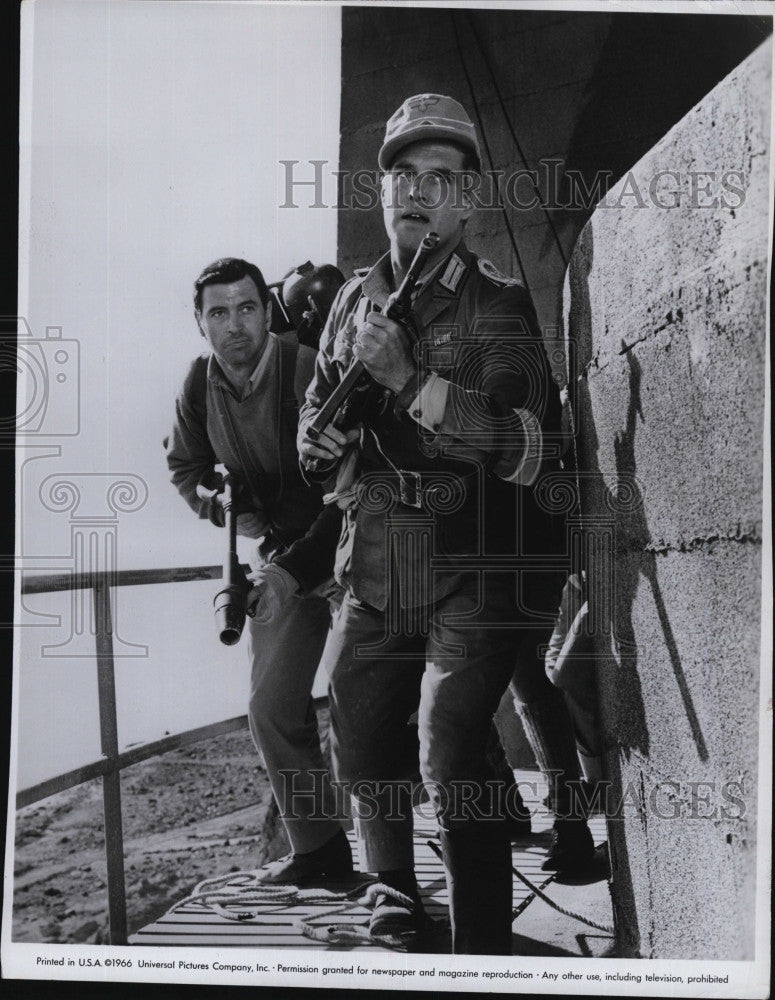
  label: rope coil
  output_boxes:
[171,845,613,945]
[170,871,417,949]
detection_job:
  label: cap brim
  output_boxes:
[378,124,479,170]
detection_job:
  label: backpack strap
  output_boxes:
[277,333,300,404]
[187,353,210,422]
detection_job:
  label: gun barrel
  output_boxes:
[305,231,440,450]
[388,231,440,317]
[215,477,248,645]
[214,584,247,646]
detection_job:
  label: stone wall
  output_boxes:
[564,39,770,959]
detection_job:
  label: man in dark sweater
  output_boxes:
[166,257,350,883]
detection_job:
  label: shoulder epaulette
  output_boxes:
[353,266,370,278]
[477,258,522,287]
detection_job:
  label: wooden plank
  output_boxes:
[132,934,388,950]
[151,916,372,926]
[131,769,611,949]
[144,923,362,937]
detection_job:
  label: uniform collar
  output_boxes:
[361,239,473,322]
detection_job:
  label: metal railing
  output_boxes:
[18,564,250,946]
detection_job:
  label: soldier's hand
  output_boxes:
[299,424,359,466]
[354,312,417,393]
[196,473,263,528]
[246,564,301,625]
[196,473,229,527]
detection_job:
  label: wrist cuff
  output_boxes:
[395,368,428,413]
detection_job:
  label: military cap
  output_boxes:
[378,93,481,171]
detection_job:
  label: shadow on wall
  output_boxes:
[339,8,769,335]
[544,11,771,325]
[554,11,772,239]
[565,224,712,955]
[567,223,711,762]
[455,9,769,330]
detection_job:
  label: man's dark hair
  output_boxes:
[449,140,480,175]
[193,258,270,314]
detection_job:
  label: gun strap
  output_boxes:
[277,333,300,404]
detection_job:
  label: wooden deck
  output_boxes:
[130,771,609,951]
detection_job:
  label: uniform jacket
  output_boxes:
[299,241,565,610]
[167,332,341,594]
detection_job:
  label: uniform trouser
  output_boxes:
[325,572,561,952]
[246,590,341,854]
[544,603,602,780]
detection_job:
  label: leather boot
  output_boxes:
[369,868,438,951]
[514,696,595,873]
[439,823,513,955]
[542,818,595,873]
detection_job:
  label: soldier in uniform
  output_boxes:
[299,96,593,954]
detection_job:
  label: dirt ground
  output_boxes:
[11,729,279,944]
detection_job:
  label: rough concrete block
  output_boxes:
[608,764,754,960]
[564,38,770,959]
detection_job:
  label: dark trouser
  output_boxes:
[247,589,341,853]
[324,571,560,954]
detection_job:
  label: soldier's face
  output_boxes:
[381,140,474,261]
[197,276,271,372]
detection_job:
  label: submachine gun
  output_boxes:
[305,231,439,470]
[196,473,250,647]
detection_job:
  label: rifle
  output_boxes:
[196,473,251,646]
[305,231,440,452]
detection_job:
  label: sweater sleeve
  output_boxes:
[165,357,221,521]
[272,498,343,594]
[271,339,346,592]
